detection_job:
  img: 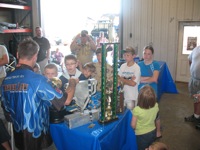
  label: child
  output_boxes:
[82,62,96,79]
[44,63,76,106]
[59,54,87,93]
[118,46,141,110]
[33,63,41,74]
[131,85,161,150]
[44,63,77,123]
[44,63,58,79]
[146,142,168,150]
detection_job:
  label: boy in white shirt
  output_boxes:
[118,46,141,110]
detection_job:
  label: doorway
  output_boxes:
[176,21,200,82]
[39,0,120,58]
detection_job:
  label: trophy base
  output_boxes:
[64,109,100,129]
[98,116,118,124]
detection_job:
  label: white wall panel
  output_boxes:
[122,0,200,80]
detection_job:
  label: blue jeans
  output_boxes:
[136,129,156,150]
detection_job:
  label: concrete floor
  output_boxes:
[158,82,200,150]
[1,82,200,150]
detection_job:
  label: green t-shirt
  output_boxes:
[133,103,159,135]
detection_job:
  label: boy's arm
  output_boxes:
[64,78,77,105]
[70,34,81,53]
[51,78,77,110]
[120,77,137,86]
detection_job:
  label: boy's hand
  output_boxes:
[64,78,77,105]
[131,76,136,81]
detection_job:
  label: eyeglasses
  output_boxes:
[65,63,76,66]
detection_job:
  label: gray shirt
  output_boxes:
[188,46,200,79]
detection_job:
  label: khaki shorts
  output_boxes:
[188,77,200,99]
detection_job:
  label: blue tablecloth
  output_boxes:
[157,61,178,100]
[50,109,137,150]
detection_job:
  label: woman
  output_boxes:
[138,45,160,96]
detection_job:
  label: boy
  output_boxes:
[59,54,86,99]
[44,63,77,123]
[44,63,76,106]
[118,46,141,110]
[33,63,41,74]
[44,63,58,79]
[82,62,96,79]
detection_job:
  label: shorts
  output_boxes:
[188,77,200,99]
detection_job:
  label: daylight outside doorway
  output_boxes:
[40,0,120,63]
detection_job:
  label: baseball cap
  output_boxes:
[123,46,136,55]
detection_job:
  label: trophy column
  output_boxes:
[99,43,119,124]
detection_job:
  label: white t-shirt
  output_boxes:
[0,45,8,78]
[118,62,141,102]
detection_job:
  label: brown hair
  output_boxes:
[17,38,39,59]
[83,62,96,73]
[144,45,154,54]
[44,63,58,73]
[137,85,156,109]
[64,54,77,63]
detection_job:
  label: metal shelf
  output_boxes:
[0,3,31,10]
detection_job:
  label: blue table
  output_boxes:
[157,61,178,100]
[50,109,137,150]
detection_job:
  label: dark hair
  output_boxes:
[137,85,156,109]
[64,54,77,63]
[83,62,96,73]
[35,26,41,30]
[17,38,39,59]
[81,30,88,37]
[144,45,154,54]
[44,63,58,72]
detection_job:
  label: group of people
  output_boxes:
[0,27,168,150]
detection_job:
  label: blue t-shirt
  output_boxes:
[138,60,160,95]
[1,66,62,138]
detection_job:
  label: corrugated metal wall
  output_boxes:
[122,0,200,79]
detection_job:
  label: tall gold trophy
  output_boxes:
[99,43,120,124]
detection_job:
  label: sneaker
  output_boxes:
[196,123,200,130]
[184,115,200,122]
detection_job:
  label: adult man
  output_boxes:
[0,45,9,85]
[185,46,200,124]
[70,30,96,66]
[33,26,50,74]
[1,39,76,150]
